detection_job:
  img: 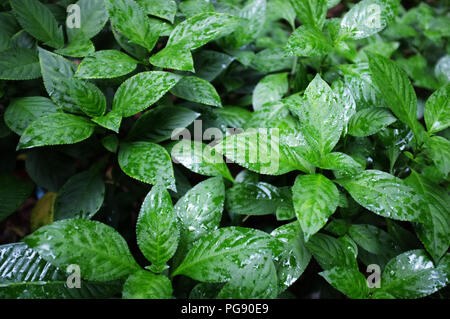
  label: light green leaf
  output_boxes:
[10,0,63,49]
[66,0,109,42]
[348,107,397,137]
[63,78,106,117]
[171,76,222,107]
[137,185,179,272]
[292,174,339,241]
[319,267,370,299]
[424,136,450,177]
[23,219,140,281]
[53,169,105,220]
[170,140,233,181]
[336,170,426,222]
[4,97,59,135]
[17,113,95,150]
[424,83,450,134]
[122,270,172,299]
[0,175,34,222]
[253,73,288,110]
[92,111,122,133]
[137,0,177,23]
[106,0,159,51]
[118,142,176,191]
[0,243,121,299]
[55,39,95,58]
[76,50,139,79]
[149,44,194,72]
[286,25,333,57]
[289,0,327,29]
[112,71,181,117]
[0,47,40,80]
[318,152,364,176]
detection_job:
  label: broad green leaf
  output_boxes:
[174,177,225,247]
[0,48,40,80]
[253,73,288,110]
[305,233,358,270]
[171,76,222,107]
[405,171,450,262]
[285,26,333,57]
[292,174,339,241]
[340,0,396,39]
[348,107,396,137]
[150,44,194,72]
[136,185,179,272]
[367,53,422,137]
[0,174,34,222]
[55,39,95,58]
[379,250,448,298]
[289,74,345,158]
[289,0,327,29]
[336,170,426,222]
[0,30,12,52]
[189,283,222,299]
[319,267,370,299]
[424,83,450,134]
[4,97,59,135]
[122,270,172,299]
[318,152,364,176]
[435,55,450,84]
[128,105,199,143]
[271,222,311,291]
[251,47,293,73]
[23,219,140,281]
[226,182,290,216]
[118,142,175,191]
[137,0,177,23]
[92,111,122,133]
[63,78,106,117]
[194,50,235,81]
[269,0,296,30]
[106,0,159,51]
[112,27,148,61]
[101,134,119,153]
[10,0,63,49]
[53,169,105,220]
[112,71,182,117]
[424,136,450,177]
[0,243,121,299]
[172,226,279,282]
[76,50,139,79]
[66,0,108,43]
[17,113,95,150]
[171,140,233,181]
[217,254,278,299]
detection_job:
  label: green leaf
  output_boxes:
[137,0,177,23]
[4,97,59,135]
[348,108,397,137]
[53,169,105,220]
[171,76,222,107]
[424,83,450,134]
[405,171,450,262]
[170,140,233,181]
[226,182,290,216]
[379,250,448,298]
[194,50,235,81]
[10,0,63,49]
[336,170,426,222]
[289,74,345,158]
[63,78,106,117]
[318,152,364,176]
[136,185,179,271]
[122,270,172,299]
[217,254,278,299]
[149,44,194,72]
[23,219,140,281]
[67,0,109,43]
[319,267,370,299]
[253,73,288,110]
[0,174,34,222]
[367,53,422,137]
[424,136,450,177]
[112,71,182,117]
[174,177,225,247]
[292,174,339,241]
[0,243,121,299]
[128,105,199,143]
[106,0,159,51]
[289,0,327,29]
[17,113,95,150]
[55,39,95,58]
[285,26,333,57]
[76,50,139,79]
[118,141,176,191]
[172,226,279,282]
[0,47,41,80]
[251,47,293,73]
[305,233,358,270]
[340,0,396,39]
[92,111,122,133]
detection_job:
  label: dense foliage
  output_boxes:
[0,0,449,299]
